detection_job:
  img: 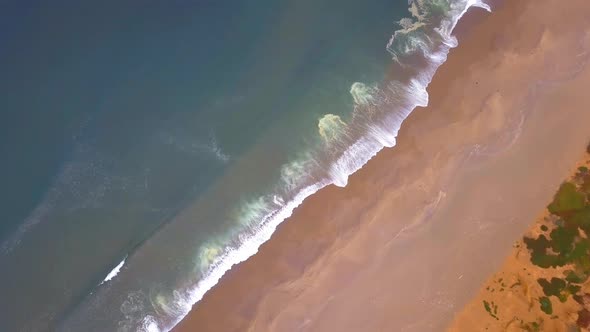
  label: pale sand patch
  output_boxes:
[174,0,590,331]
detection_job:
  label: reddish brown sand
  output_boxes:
[174,0,590,331]
[449,160,590,332]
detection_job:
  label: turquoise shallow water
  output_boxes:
[0,0,489,331]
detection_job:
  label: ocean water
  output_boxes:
[0,0,489,331]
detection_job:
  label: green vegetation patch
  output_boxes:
[539,297,553,315]
[565,270,589,284]
[525,225,590,269]
[548,182,586,217]
[525,178,590,268]
[523,235,550,254]
[524,234,564,268]
[582,175,590,195]
[538,278,566,299]
[483,300,499,320]
[521,321,541,332]
[537,277,581,302]
[567,207,590,230]
[549,226,577,255]
[570,241,590,271]
[520,145,590,326]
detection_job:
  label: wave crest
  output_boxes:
[142,1,493,330]
[59,1,494,331]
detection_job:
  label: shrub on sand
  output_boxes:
[547,182,586,216]
[539,297,553,315]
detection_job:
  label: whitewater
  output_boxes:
[149,1,492,331]
[100,256,127,285]
[50,1,493,331]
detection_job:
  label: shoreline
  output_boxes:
[174,0,590,331]
[163,0,490,329]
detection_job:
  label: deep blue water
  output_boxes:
[0,0,482,331]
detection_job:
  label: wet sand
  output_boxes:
[174,0,590,331]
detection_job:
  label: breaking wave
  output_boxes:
[59,1,492,331]
[100,256,127,285]
[148,1,493,331]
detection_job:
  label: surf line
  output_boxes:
[99,255,128,285]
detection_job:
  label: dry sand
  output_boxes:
[174,0,590,331]
[449,159,590,332]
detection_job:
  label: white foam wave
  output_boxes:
[279,153,316,191]
[139,316,160,332]
[161,182,329,332]
[134,1,493,331]
[100,256,127,285]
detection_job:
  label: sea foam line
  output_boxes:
[100,256,127,285]
[160,181,329,331]
[158,1,491,331]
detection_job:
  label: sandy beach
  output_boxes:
[449,155,590,331]
[173,0,590,331]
